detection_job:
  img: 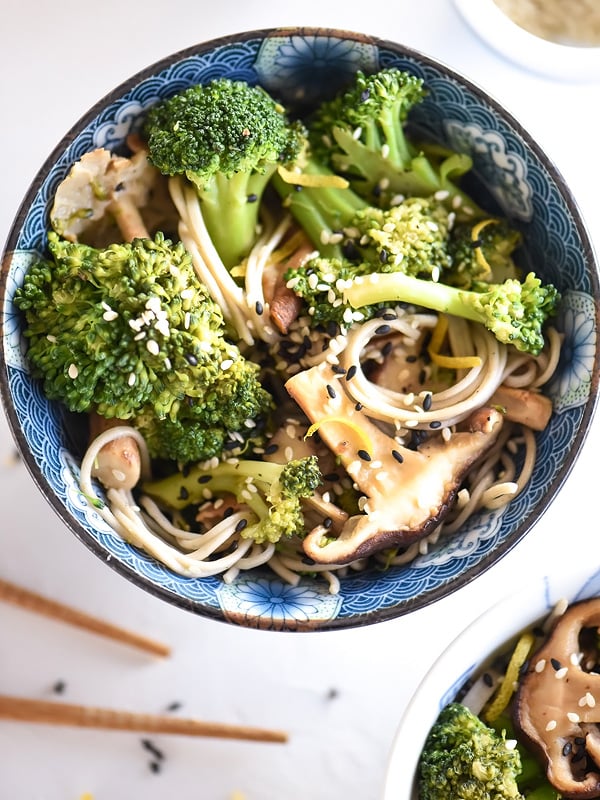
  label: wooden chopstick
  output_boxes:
[0,695,288,744]
[0,578,170,658]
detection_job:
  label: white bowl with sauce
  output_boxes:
[453,0,600,82]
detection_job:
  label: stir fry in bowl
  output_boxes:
[1,29,597,630]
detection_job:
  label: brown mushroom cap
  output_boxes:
[513,598,600,798]
[285,361,504,564]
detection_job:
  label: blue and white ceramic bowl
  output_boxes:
[1,28,598,631]
[383,564,600,799]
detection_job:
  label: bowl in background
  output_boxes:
[1,27,599,631]
[453,0,600,81]
[382,563,600,799]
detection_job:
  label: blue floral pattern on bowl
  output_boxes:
[1,29,598,631]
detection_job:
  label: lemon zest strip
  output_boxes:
[484,631,536,723]
[305,416,373,456]
[427,315,482,369]
[277,165,349,189]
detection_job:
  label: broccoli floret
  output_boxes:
[283,196,452,327]
[418,702,524,800]
[447,218,523,288]
[343,269,560,355]
[142,456,323,544]
[308,68,483,218]
[349,197,452,277]
[143,77,304,269]
[14,231,273,463]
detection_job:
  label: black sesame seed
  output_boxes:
[471,237,483,249]
[323,517,333,529]
[223,507,235,519]
[326,384,337,399]
[184,353,198,366]
[178,486,189,501]
[235,518,248,533]
[391,450,404,464]
[323,472,340,482]
[406,354,418,363]
[551,658,562,671]
[382,312,397,321]
[482,672,493,687]
[355,402,363,411]
[382,341,393,357]
[293,184,303,192]
[165,701,182,712]
[375,324,392,336]
[563,742,573,756]
[255,300,264,315]
[302,556,316,565]
[423,393,433,411]
[429,420,442,429]
[575,736,586,745]
[379,248,389,264]
[357,449,371,461]
[331,364,346,375]
[197,474,212,484]
[247,193,258,203]
[360,88,370,102]
[418,368,427,384]
[224,439,240,450]
[264,443,279,455]
[572,748,586,763]
[52,680,66,694]
[149,760,162,773]
[142,739,164,760]
[346,364,358,381]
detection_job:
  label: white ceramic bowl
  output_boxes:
[383,564,600,798]
[453,0,600,82]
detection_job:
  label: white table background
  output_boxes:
[1,2,599,798]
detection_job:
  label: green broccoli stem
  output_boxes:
[271,160,367,258]
[372,101,413,167]
[189,167,276,269]
[143,459,286,510]
[344,270,485,322]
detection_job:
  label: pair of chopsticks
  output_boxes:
[0,577,287,744]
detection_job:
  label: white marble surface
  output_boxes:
[1,2,598,798]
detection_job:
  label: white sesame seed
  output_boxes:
[587,692,596,707]
[184,312,191,329]
[155,319,170,337]
[434,189,450,201]
[146,296,162,314]
[505,739,518,751]
[357,496,368,511]
[244,418,256,428]
[285,424,296,438]
[146,339,160,356]
[240,490,252,502]
[134,331,146,340]
[128,372,136,386]
[221,359,234,371]
[567,712,580,723]
[381,143,390,159]
[322,491,331,503]
[452,195,463,209]
[545,720,557,731]
[352,126,363,140]
[68,364,78,379]
[320,230,331,246]
[329,233,343,245]
[555,667,568,679]
[284,446,294,461]
[111,469,126,482]
[46,334,57,343]
[180,288,194,300]
[103,310,118,321]
[535,659,546,673]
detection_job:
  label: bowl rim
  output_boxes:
[1,26,599,629]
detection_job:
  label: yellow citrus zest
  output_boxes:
[305,416,373,456]
[427,315,482,369]
[484,630,536,723]
[269,228,310,265]
[277,164,349,189]
[471,218,499,273]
